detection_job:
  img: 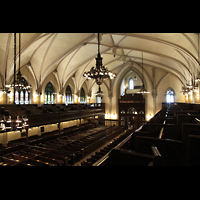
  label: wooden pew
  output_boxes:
[188,135,200,166]
[12,153,29,162]
[135,136,184,166]
[108,148,155,166]
[1,156,21,166]
[182,123,200,165]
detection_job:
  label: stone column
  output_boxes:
[0,92,7,104]
[152,68,157,115]
[152,90,157,115]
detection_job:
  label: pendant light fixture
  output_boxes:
[137,52,150,94]
[181,34,200,95]
[95,85,105,96]
[83,33,116,85]
[5,33,32,93]
[2,33,29,132]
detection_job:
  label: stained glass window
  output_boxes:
[80,88,85,103]
[66,85,72,104]
[14,77,30,104]
[45,82,55,104]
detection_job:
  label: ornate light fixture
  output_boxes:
[95,85,105,97]
[180,85,189,95]
[137,52,150,94]
[5,33,32,93]
[83,33,116,85]
[181,78,199,95]
[0,33,29,133]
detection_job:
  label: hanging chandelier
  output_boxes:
[137,52,150,94]
[95,85,105,97]
[0,33,29,133]
[181,78,199,95]
[83,33,116,85]
[5,33,32,92]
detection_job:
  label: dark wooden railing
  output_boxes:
[0,103,105,128]
[28,108,104,127]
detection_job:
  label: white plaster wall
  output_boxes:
[157,73,185,112]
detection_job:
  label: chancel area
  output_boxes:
[0,33,200,166]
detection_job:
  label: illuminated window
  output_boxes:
[25,91,29,104]
[66,85,72,104]
[129,78,134,89]
[80,88,85,103]
[97,96,102,104]
[15,91,19,104]
[166,88,175,103]
[45,82,55,104]
[14,77,30,104]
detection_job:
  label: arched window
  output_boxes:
[66,85,72,105]
[45,82,55,104]
[166,88,175,103]
[129,78,134,89]
[15,91,19,104]
[15,77,30,104]
[80,88,85,103]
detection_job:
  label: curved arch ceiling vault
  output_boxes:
[0,33,199,92]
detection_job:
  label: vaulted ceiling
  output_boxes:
[0,33,199,92]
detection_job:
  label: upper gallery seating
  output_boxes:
[103,103,200,166]
[0,103,105,128]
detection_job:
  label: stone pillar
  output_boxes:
[152,90,157,115]
[152,68,157,115]
[109,96,112,119]
[1,93,7,104]
[38,94,41,107]
[192,91,195,103]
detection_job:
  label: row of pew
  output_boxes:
[35,126,115,165]
[81,128,133,166]
[105,103,200,166]
[0,124,124,166]
[0,123,95,166]
[0,148,65,166]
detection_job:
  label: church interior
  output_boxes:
[0,33,200,166]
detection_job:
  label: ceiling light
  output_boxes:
[83,33,116,85]
[137,52,150,94]
[95,85,105,97]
